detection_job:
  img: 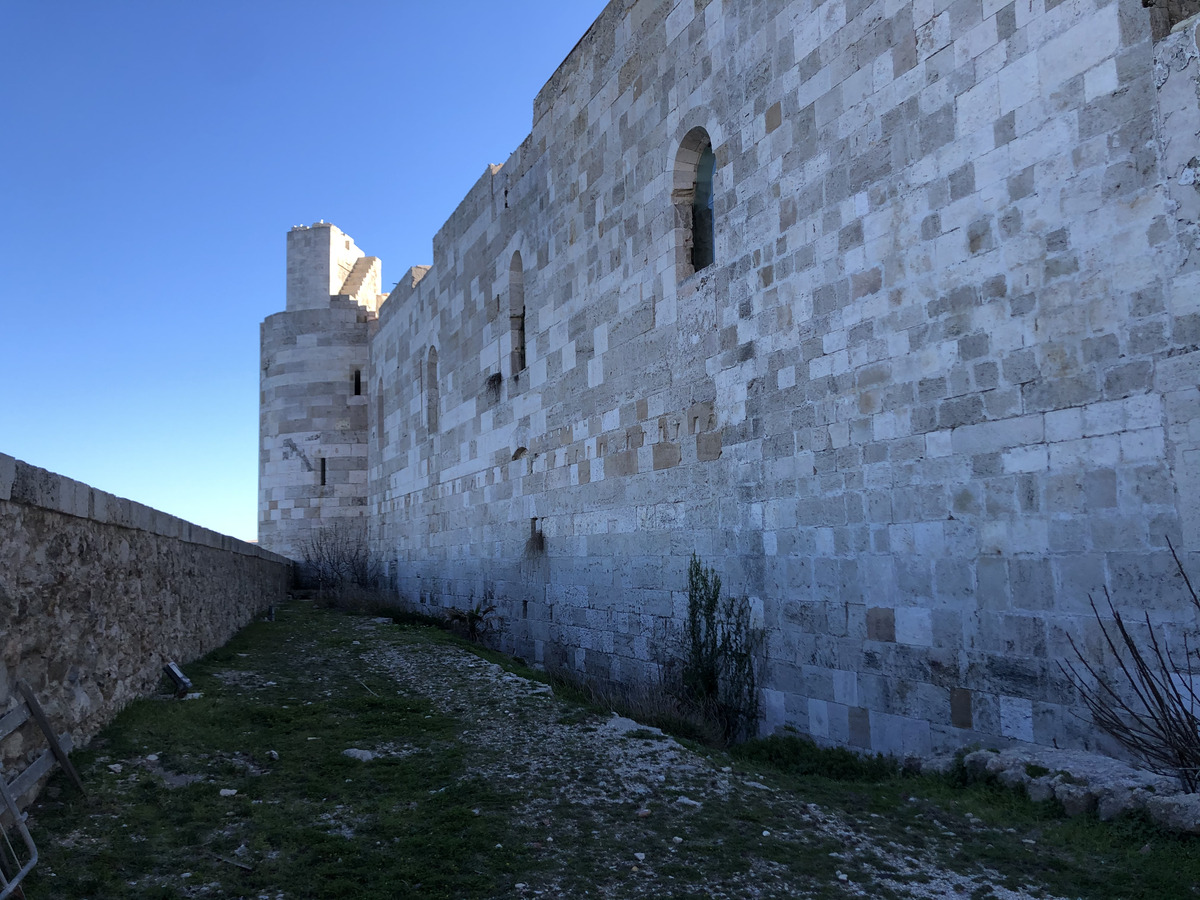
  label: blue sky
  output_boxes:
[0,1,609,542]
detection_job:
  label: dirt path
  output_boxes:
[353,615,1065,900]
[21,603,1189,899]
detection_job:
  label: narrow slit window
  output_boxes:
[426,347,439,432]
[509,252,526,374]
[320,457,327,486]
[353,368,362,396]
[692,144,715,271]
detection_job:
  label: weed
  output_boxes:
[446,593,498,642]
[299,518,382,601]
[734,734,897,782]
[1061,538,1200,791]
[671,553,764,744]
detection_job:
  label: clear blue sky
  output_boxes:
[0,1,609,542]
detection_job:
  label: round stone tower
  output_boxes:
[258,222,385,561]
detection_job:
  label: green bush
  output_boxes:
[677,554,763,744]
[734,733,897,782]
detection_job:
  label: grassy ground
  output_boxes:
[14,600,1200,899]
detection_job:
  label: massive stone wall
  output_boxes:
[1,453,291,795]
[264,0,1200,758]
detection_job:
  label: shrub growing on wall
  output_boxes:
[300,519,381,600]
[677,553,764,744]
[1062,540,1200,791]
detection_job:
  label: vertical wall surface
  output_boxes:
[259,223,384,560]
[263,0,1200,758]
[1,454,291,797]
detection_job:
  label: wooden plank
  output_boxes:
[0,703,30,741]
[16,683,85,796]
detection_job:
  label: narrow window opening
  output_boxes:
[673,127,717,280]
[509,252,526,374]
[353,368,362,396]
[692,144,715,271]
[377,382,386,448]
[522,599,528,618]
[426,347,439,432]
[525,516,546,556]
[320,457,327,486]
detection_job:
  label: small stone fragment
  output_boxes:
[219,788,238,797]
[836,871,848,882]
[343,748,374,762]
[268,750,280,761]
[762,830,770,837]
[672,836,682,844]
[636,807,651,817]
[145,754,159,763]
[675,796,702,808]
[107,764,123,774]
[634,852,645,862]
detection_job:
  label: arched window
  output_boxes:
[426,347,439,432]
[510,252,526,375]
[673,127,716,280]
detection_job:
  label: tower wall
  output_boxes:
[259,224,379,561]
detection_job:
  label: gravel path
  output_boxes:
[353,616,1070,900]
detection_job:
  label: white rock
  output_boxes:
[343,748,375,762]
[634,852,645,862]
[1145,794,1200,834]
[675,796,702,808]
[219,788,238,797]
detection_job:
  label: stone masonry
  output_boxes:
[259,223,385,561]
[260,1,1200,759]
[2,453,290,801]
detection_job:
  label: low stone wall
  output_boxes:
[0,453,291,797]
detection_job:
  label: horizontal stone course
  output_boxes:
[262,2,1200,763]
[2,452,290,806]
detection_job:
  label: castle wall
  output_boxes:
[1,453,290,801]
[270,0,1200,757]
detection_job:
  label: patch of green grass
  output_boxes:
[20,602,1200,900]
[734,733,897,781]
[724,734,1200,900]
[23,603,525,900]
